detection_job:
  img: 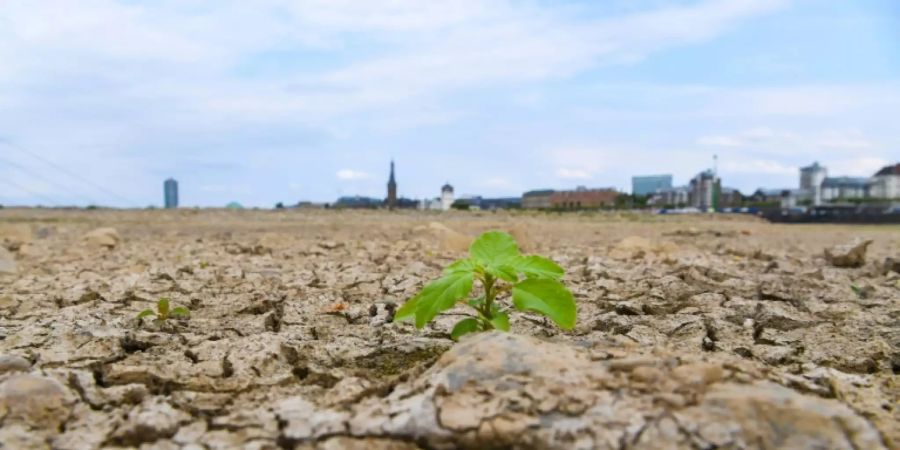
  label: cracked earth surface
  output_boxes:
[0,209,898,449]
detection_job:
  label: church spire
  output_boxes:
[387,159,397,210]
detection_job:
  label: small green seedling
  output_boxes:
[395,231,576,341]
[137,298,190,322]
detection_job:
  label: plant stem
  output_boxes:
[481,274,496,325]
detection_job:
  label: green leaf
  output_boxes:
[170,307,190,318]
[414,272,474,329]
[511,255,564,279]
[469,231,520,267]
[444,258,477,275]
[489,311,510,331]
[157,298,170,317]
[394,294,420,322]
[512,278,577,330]
[486,264,518,283]
[136,309,156,320]
[450,318,480,341]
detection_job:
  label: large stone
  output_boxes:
[0,246,16,274]
[674,382,886,449]
[109,397,191,446]
[345,332,886,449]
[0,374,75,430]
[0,354,31,374]
[824,239,872,268]
[83,227,121,249]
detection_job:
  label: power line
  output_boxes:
[0,140,137,207]
[0,155,96,205]
[0,177,60,206]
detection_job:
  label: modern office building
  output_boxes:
[632,174,673,196]
[164,178,178,209]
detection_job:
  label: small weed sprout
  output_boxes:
[137,298,190,323]
[395,231,576,341]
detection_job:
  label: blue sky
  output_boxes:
[0,0,898,207]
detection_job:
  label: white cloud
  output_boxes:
[697,136,742,147]
[477,177,519,190]
[721,159,795,175]
[829,157,889,177]
[555,168,593,180]
[336,169,370,180]
[0,0,794,125]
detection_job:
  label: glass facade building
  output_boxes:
[164,178,178,209]
[632,175,673,196]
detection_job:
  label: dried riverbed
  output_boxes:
[1,209,898,449]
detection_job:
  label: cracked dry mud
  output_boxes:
[0,209,898,450]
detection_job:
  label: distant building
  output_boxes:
[632,175,673,196]
[822,177,868,201]
[395,197,419,209]
[689,170,720,210]
[164,178,178,209]
[648,186,690,207]
[799,161,827,206]
[419,183,456,211]
[456,196,521,210]
[386,160,397,210]
[550,186,618,209]
[869,163,900,199]
[441,183,455,211]
[719,187,744,208]
[748,188,787,205]
[473,197,521,210]
[522,190,555,209]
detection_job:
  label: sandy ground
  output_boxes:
[0,209,898,449]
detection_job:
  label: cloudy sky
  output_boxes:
[1,0,898,207]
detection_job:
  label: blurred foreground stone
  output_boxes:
[825,239,872,268]
[282,332,887,450]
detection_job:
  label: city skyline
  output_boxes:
[1,1,898,207]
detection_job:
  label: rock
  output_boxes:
[0,374,75,430]
[277,397,349,442]
[83,227,121,249]
[110,397,191,446]
[0,246,16,274]
[318,240,344,250]
[824,239,872,268]
[346,332,886,449]
[297,437,421,450]
[675,382,886,449]
[0,354,31,374]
